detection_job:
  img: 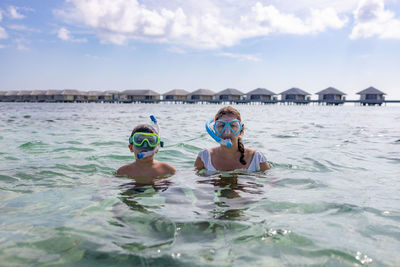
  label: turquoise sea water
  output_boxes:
[0,103,399,266]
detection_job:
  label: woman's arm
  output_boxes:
[260,161,270,171]
[194,156,205,170]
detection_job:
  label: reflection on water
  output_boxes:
[118,178,172,213]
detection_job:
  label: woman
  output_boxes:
[195,106,270,172]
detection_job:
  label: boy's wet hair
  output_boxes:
[130,124,157,138]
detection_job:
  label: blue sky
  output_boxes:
[0,0,399,99]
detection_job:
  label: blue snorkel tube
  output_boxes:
[137,115,161,159]
[205,119,232,148]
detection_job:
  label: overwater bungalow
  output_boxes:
[4,91,18,102]
[15,90,31,102]
[86,91,103,102]
[247,88,277,101]
[103,90,120,102]
[216,88,244,101]
[357,87,386,105]
[60,89,82,102]
[45,90,63,102]
[188,89,215,100]
[316,87,346,105]
[0,91,6,102]
[120,89,161,102]
[163,89,190,100]
[280,88,311,103]
[30,90,47,102]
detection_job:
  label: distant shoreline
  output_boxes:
[1,99,399,106]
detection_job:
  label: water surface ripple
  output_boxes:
[0,103,399,266]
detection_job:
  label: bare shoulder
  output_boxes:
[209,146,220,155]
[116,163,134,176]
[245,147,256,155]
[157,161,176,174]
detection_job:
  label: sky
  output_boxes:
[0,0,399,99]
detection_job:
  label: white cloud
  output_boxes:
[350,0,400,39]
[0,26,8,39]
[0,9,7,39]
[8,24,40,33]
[55,0,349,49]
[85,53,101,59]
[8,6,25,19]
[15,38,29,50]
[57,27,87,42]
[268,0,361,14]
[218,52,261,62]
[247,3,347,35]
[58,27,70,40]
[167,46,187,54]
[0,44,5,48]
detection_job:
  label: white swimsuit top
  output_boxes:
[198,149,267,172]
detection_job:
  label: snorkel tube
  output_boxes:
[137,115,162,159]
[205,119,232,148]
[136,150,153,159]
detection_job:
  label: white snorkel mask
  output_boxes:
[129,115,164,159]
[205,118,243,148]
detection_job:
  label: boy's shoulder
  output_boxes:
[155,161,176,174]
[116,162,135,176]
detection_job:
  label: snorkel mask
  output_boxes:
[206,119,242,148]
[129,115,164,159]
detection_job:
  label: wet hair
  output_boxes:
[130,124,156,139]
[214,106,246,165]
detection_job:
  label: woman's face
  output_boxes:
[216,114,242,140]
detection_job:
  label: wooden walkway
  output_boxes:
[1,99,400,105]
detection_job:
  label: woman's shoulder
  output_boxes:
[245,148,267,163]
[198,147,219,157]
[245,147,256,154]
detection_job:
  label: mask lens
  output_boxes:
[146,135,158,146]
[215,121,227,135]
[229,121,241,134]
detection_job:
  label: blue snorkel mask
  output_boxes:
[206,118,236,148]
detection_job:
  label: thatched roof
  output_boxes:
[121,89,160,96]
[104,90,119,95]
[189,89,215,96]
[86,91,105,96]
[280,87,310,95]
[17,90,32,96]
[30,90,46,95]
[5,91,18,96]
[216,88,244,96]
[247,88,276,95]
[45,90,62,95]
[357,87,386,95]
[316,87,346,95]
[163,89,190,96]
[61,89,82,95]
